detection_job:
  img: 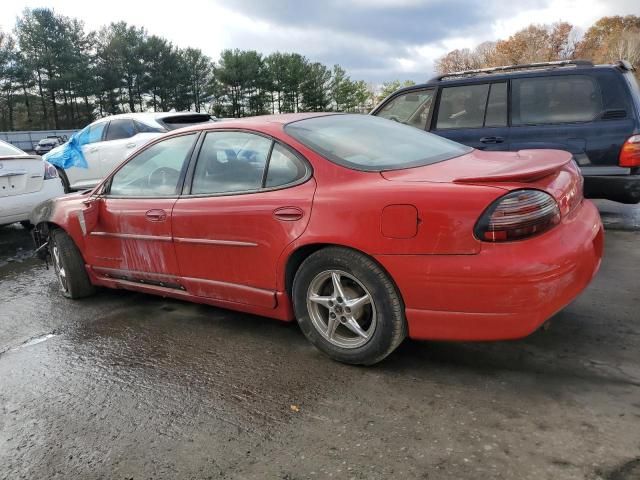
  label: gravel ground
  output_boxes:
[0,202,638,480]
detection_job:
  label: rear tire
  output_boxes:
[49,229,95,299]
[292,247,406,365]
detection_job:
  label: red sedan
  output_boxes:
[32,113,603,365]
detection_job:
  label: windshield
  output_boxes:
[284,114,472,171]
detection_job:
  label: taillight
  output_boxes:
[619,134,640,167]
[475,189,561,242]
[43,161,59,180]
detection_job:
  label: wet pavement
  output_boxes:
[0,203,639,480]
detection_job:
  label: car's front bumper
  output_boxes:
[375,200,603,341]
[0,178,65,225]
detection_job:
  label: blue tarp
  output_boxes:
[43,128,89,169]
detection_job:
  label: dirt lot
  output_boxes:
[0,202,639,480]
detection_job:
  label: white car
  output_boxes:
[0,140,64,227]
[44,112,214,192]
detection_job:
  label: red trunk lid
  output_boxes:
[382,149,583,216]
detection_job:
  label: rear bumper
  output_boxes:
[375,200,603,341]
[583,174,640,204]
[0,179,65,225]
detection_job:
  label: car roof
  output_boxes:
[392,61,632,93]
[90,111,212,127]
[170,112,341,134]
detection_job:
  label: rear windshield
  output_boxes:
[285,114,472,171]
[159,114,214,130]
[0,141,25,156]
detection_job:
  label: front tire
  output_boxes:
[49,229,95,299]
[55,168,71,193]
[292,247,406,365]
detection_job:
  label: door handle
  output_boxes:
[89,147,98,153]
[479,136,505,144]
[125,142,136,148]
[273,207,304,221]
[145,209,167,222]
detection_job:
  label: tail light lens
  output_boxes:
[475,189,561,242]
[619,134,640,167]
[43,161,59,180]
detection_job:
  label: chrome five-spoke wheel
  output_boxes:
[293,247,406,365]
[307,270,377,349]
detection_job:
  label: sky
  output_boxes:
[1,0,639,84]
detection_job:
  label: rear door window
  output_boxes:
[511,75,602,125]
[105,119,137,141]
[265,143,308,188]
[191,131,272,195]
[377,89,434,129]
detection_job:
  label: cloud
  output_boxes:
[2,0,639,84]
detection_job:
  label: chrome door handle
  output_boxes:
[89,147,98,153]
[126,142,136,148]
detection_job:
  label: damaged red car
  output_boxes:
[32,113,603,365]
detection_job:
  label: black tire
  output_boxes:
[56,168,71,193]
[292,247,406,365]
[49,229,95,299]
[20,220,32,230]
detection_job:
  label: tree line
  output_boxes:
[1,10,638,132]
[0,8,378,131]
[435,15,640,77]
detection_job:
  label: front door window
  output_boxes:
[109,133,197,197]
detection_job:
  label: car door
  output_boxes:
[508,74,604,163]
[83,132,199,284]
[65,121,107,189]
[100,118,142,178]
[430,82,510,151]
[171,130,315,308]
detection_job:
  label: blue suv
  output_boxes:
[371,60,640,204]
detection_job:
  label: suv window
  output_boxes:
[109,134,196,197]
[436,84,487,129]
[512,75,602,125]
[191,131,272,195]
[265,144,308,188]
[105,119,137,141]
[484,83,508,127]
[377,89,434,129]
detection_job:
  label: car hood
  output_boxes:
[381,149,573,184]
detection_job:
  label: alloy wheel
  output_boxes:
[306,269,377,349]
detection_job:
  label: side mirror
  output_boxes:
[78,197,100,235]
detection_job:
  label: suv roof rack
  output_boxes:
[617,59,635,71]
[430,59,594,82]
